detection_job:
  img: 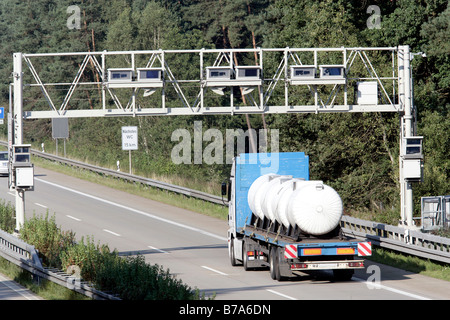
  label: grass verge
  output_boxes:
[32,155,229,221]
[367,247,450,282]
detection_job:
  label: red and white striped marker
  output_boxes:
[358,242,372,256]
[284,245,297,259]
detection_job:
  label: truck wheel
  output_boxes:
[243,241,250,271]
[229,238,239,266]
[269,247,281,281]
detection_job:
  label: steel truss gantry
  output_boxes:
[11,46,419,230]
[18,46,402,118]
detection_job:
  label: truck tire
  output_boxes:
[243,240,251,271]
[269,246,281,281]
[229,238,239,266]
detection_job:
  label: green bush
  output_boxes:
[19,213,76,268]
[61,239,196,300]
[94,254,194,300]
[60,236,113,283]
[21,214,198,300]
[0,200,15,233]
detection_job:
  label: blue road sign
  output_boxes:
[0,107,4,119]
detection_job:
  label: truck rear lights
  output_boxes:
[348,261,364,268]
[291,263,308,269]
[258,251,265,260]
[247,251,265,260]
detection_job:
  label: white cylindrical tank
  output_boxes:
[247,173,280,219]
[248,175,343,236]
[272,178,304,228]
[287,181,343,235]
[261,176,292,222]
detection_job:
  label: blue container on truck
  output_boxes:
[224,152,371,281]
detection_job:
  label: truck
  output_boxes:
[223,152,372,281]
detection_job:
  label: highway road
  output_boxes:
[0,272,42,300]
[0,166,449,300]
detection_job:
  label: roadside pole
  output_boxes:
[13,52,24,232]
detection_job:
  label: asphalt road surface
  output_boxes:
[0,272,42,300]
[0,166,449,300]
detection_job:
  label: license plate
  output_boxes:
[309,263,340,269]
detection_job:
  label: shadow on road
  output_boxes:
[118,243,227,257]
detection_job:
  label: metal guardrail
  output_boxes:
[32,148,228,206]
[0,140,227,206]
[0,228,120,300]
[421,196,450,231]
[341,215,450,264]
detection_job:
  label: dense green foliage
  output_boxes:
[0,0,448,222]
[19,213,197,299]
[20,213,77,267]
[0,200,15,233]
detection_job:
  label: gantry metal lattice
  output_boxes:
[17,47,403,119]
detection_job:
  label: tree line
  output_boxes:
[0,0,448,221]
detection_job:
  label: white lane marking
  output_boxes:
[266,289,297,300]
[353,277,431,300]
[0,273,40,300]
[148,246,169,254]
[66,215,81,222]
[103,229,121,237]
[35,178,227,242]
[35,203,48,209]
[201,266,228,276]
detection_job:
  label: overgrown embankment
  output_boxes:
[0,208,204,300]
